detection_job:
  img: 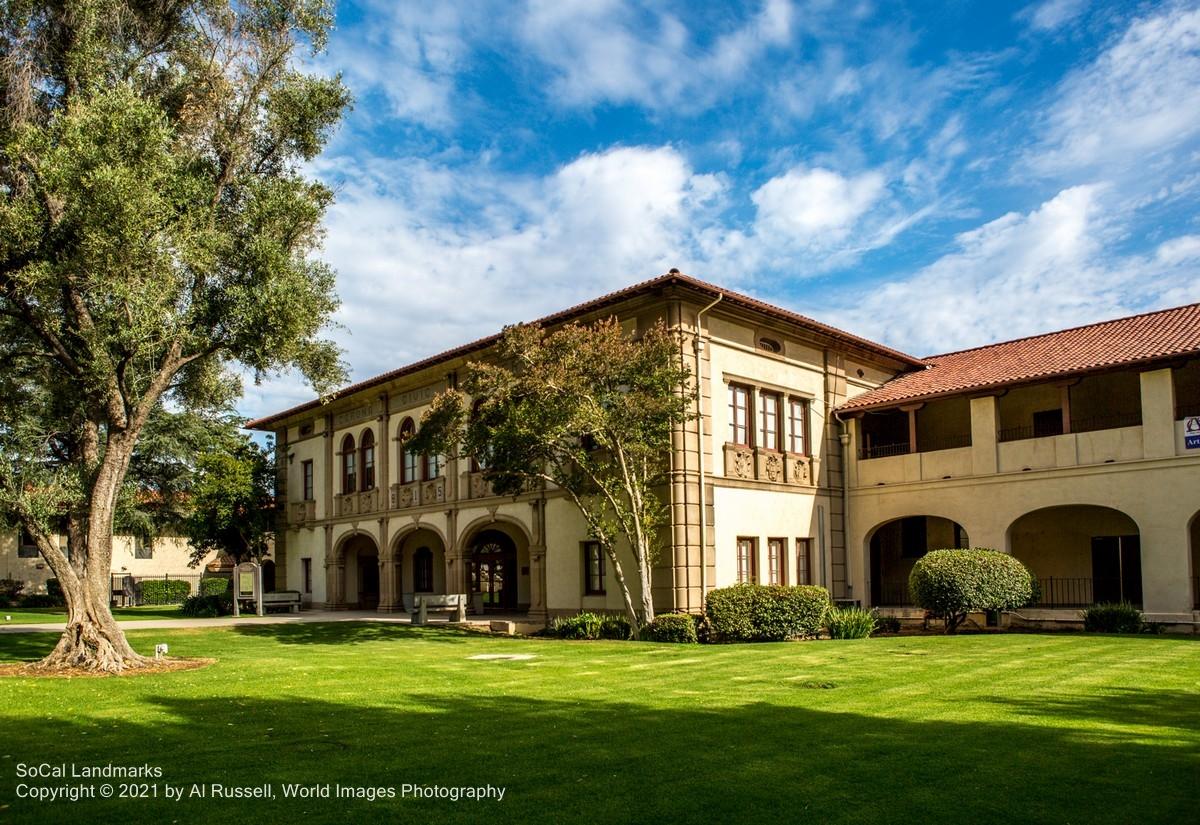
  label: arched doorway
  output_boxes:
[261,559,276,593]
[1188,511,1199,610]
[1008,505,1141,607]
[341,533,379,609]
[392,527,447,612]
[468,528,520,612]
[868,516,969,606]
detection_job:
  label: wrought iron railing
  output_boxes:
[859,442,910,460]
[876,582,914,606]
[917,433,972,452]
[1033,577,1141,609]
[1069,411,1142,434]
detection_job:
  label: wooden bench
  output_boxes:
[261,591,302,613]
[412,594,467,624]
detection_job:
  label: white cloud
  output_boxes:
[520,0,795,111]
[822,185,1200,356]
[1018,0,1088,32]
[1032,5,1200,175]
[752,166,886,240]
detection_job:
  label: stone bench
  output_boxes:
[261,591,302,613]
[412,594,468,624]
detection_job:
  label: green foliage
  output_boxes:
[599,615,632,640]
[1081,602,1145,634]
[705,584,831,642]
[138,579,192,605]
[409,318,695,628]
[0,578,23,607]
[643,613,699,644]
[873,614,902,634]
[826,607,878,639]
[550,612,607,640]
[182,440,275,566]
[909,549,1034,633]
[18,593,60,608]
[180,593,232,618]
[201,577,232,597]
[44,578,65,605]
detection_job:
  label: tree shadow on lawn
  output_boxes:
[985,687,1200,731]
[1,687,1196,825]
[231,621,477,646]
[0,630,58,663]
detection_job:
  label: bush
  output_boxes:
[643,613,698,644]
[826,606,877,639]
[1081,602,1144,634]
[200,577,231,597]
[139,578,192,605]
[45,578,65,605]
[180,593,232,618]
[19,593,60,608]
[873,614,902,634]
[909,549,1034,633]
[550,612,606,640]
[705,583,830,642]
[599,614,632,640]
[0,578,24,608]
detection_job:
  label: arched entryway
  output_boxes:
[1188,511,1199,610]
[341,533,380,609]
[868,516,970,606]
[1008,505,1142,608]
[463,522,531,613]
[392,527,447,613]
[261,559,276,593]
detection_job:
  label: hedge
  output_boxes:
[139,579,192,605]
[1081,602,1144,633]
[909,549,1034,633]
[643,613,698,644]
[705,583,830,642]
[180,593,232,618]
[200,577,231,597]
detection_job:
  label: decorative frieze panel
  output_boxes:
[334,493,357,517]
[389,478,444,508]
[465,471,495,499]
[391,482,418,509]
[723,444,815,487]
[422,477,446,505]
[288,500,316,526]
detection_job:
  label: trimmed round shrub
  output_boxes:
[826,606,877,639]
[705,583,830,642]
[909,548,1034,633]
[200,577,231,597]
[643,613,699,644]
[1081,602,1143,633]
[139,578,192,605]
[180,593,232,618]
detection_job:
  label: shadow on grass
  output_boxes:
[1,685,1197,824]
[0,631,58,662]
[231,621,475,646]
[986,687,1200,730]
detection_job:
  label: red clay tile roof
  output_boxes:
[838,302,1200,413]
[246,270,922,430]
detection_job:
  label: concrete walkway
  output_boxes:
[0,610,434,634]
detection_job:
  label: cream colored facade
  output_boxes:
[1,531,216,593]
[254,275,1200,628]
[841,364,1200,625]
[255,276,915,618]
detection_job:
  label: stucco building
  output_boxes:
[248,271,1200,626]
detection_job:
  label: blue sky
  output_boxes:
[243,0,1200,420]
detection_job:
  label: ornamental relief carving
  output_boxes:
[731,448,754,479]
[764,453,783,482]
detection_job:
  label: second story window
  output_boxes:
[760,391,781,451]
[729,384,751,446]
[302,460,314,501]
[360,429,376,491]
[341,434,357,494]
[582,541,606,595]
[788,398,809,455]
[423,452,441,481]
[398,418,418,484]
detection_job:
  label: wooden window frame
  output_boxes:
[582,541,606,595]
[729,384,753,447]
[340,434,357,494]
[788,397,810,456]
[736,537,757,584]
[359,429,376,491]
[398,418,418,484]
[760,391,782,452]
[423,451,441,482]
[796,538,813,586]
[301,459,314,502]
[17,529,39,559]
[767,537,786,585]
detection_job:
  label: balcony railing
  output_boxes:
[999,411,1142,443]
[859,442,909,460]
[1032,577,1141,609]
[918,432,972,452]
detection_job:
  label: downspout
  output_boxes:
[694,293,723,607]
[835,412,854,604]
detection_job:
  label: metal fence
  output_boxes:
[110,573,228,607]
[1032,577,1141,609]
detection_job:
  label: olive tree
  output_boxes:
[409,318,694,634]
[0,1,348,671]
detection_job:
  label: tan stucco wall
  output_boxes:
[1,532,215,593]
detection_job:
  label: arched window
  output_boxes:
[469,399,488,472]
[414,546,434,593]
[341,434,356,494]
[360,429,375,491]
[398,418,418,484]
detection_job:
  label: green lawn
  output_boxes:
[1,626,1197,824]
[1,605,188,624]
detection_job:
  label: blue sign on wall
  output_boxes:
[1186,416,1200,450]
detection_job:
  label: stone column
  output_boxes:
[377,516,398,612]
[969,395,999,475]
[323,524,346,609]
[1140,368,1177,459]
[528,498,548,623]
[378,392,391,499]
